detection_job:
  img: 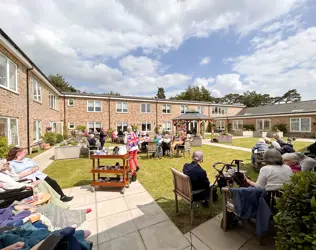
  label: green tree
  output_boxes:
[241,91,272,107]
[104,91,120,96]
[48,74,77,92]
[171,85,213,102]
[155,87,166,99]
[220,93,243,104]
[273,89,301,104]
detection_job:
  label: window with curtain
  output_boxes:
[116,122,128,132]
[32,78,42,102]
[116,102,128,113]
[141,122,152,132]
[290,118,311,132]
[256,119,271,131]
[162,122,171,131]
[0,54,17,92]
[180,105,188,114]
[33,120,42,142]
[0,117,19,145]
[87,122,102,133]
[232,120,243,130]
[162,104,171,114]
[141,103,151,113]
[216,120,225,130]
[87,100,101,112]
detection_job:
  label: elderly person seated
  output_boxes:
[296,152,316,172]
[245,149,292,191]
[183,151,211,207]
[273,134,286,147]
[161,134,172,156]
[264,137,281,150]
[87,133,98,150]
[251,138,269,164]
[282,153,301,173]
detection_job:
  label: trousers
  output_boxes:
[128,150,139,172]
[43,176,65,197]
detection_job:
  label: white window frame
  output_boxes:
[87,100,101,112]
[180,105,188,114]
[212,107,227,115]
[0,53,18,93]
[116,102,128,113]
[162,121,171,131]
[141,103,151,113]
[141,122,152,132]
[216,120,225,130]
[32,78,42,103]
[290,117,311,132]
[256,119,271,131]
[0,117,19,146]
[33,120,42,142]
[49,92,58,110]
[162,104,171,114]
[68,122,75,129]
[116,122,128,132]
[87,122,102,133]
[197,106,204,114]
[68,99,74,106]
[232,120,243,131]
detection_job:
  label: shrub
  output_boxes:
[76,125,86,132]
[272,123,287,133]
[243,124,255,131]
[55,133,64,143]
[63,126,69,140]
[274,172,316,249]
[42,132,56,145]
[107,128,114,134]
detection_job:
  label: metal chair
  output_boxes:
[146,142,158,159]
[170,168,207,226]
[87,140,101,159]
[175,140,191,158]
[252,151,265,171]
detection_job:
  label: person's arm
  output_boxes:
[18,167,39,179]
[200,169,210,187]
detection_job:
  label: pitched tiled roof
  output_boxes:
[237,100,316,116]
[172,110,213,120]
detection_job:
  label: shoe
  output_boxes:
[86,208,92,214]
[201,200,209,207]
[136,166,140,172]
[61,195,73,202]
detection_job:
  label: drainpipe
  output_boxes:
[108,97,111,129]
[26,66,33,154]
[63,94,66,130]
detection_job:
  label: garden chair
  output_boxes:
[175,140,191,158]
[146,142,158,159]
[87,140,101,159]
[252,151,265,171]
[170,168,207,226]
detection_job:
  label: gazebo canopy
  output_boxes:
[172,110,213,121]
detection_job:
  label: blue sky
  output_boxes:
[1,0,316,99]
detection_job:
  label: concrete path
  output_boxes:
[202,139,251,152]
[32,146,55,172]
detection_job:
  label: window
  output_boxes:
[162,122,171,131]
[141,122,152,132]
[50,122,63,134]
[32,79,42,103]
[33,120,42,142]
[232,120,243,130]
[87,100,101,112]
[180,105,188,114]
[49,93,58,110]
[0,117,19,145]
[68,99,74,106]
[116,102,128,113]
[0,54,17,92]
[141,103,151,113]
[212,107,227,115]
[256,119,271,131]
[197,106,204,114]
[290,118,311,132]
[116,122,128,132]
[216,120,225,130]
[162,104,171,114]
[68,123,75,129]
[87,122,102,133]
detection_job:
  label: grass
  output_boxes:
[28,149,46,158]
[44,144,257,233]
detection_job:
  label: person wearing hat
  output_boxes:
[183,151,211,207]
[296,152,316,172]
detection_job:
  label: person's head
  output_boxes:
[273,133,280,140]
[263,149,283,166]
[192,151,204,163]
[0,161,10,172]
[258,138,265,143]
[282,153,299,166]
[264,137,271,144]
[127,126,132,133]
[295,152,306,162]
[6,147,27,161]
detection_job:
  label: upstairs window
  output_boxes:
[87,100,101,112]
[212,107,227,115]
[32,78,42,103]
[49,93,58,110]
[180,105,188,114]
[197,106,204,114]
[68,99,74,106]
[116,102,128,113]
[141,103,151,113]
[162,104,171,114]
[0,54,17,92]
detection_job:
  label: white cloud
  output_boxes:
[193,77,215,88]
[119,55,160,77]
[250,32,282,49]
[211,74,251,96]
[200,57,211,65]
[261,15,301,33]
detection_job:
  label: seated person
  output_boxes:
[152,135,160,145]
[191,127,197,136]
[162,134,171,156]
[0,162,69,209]
[118,129,124,136]
[273,134,286,147]
[306,141,316,154]
[282,153,301,173]
[87,133,98,150]
[183,151,210,207]
[251,138,269,164]
[246,149,292,191]
[264,137,281,149]
[7,147,73,202]
[278,143,295,154]
[296,152,316,171]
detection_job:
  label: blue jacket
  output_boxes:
[230,187,271,236]
[252,142,268,153]
[183,162,210,191]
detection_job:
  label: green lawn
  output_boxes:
[44,145,256,233]
[29,149,46,158]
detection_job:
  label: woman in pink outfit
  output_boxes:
[126,126,140,173]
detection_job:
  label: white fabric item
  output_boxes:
[271,141,281,149]
[255,164,292,191]
[0,172,25,191]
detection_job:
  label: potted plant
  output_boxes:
[54,140,81,160]
[42,132,57,150]
[46,126,52,132]
[267,124,285,138]
[217,132,232,143]
[253,130,268,138]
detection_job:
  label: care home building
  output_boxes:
[1,28,316,152]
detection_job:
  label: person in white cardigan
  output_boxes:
[246,149,292,191]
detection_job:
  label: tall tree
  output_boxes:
[273,89,301,104]
[104,91,120,96]
[155,87,166,99]
[48,74,78,92]
[241,91,272,107]
[171,85,213,102]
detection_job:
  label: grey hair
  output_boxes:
[127,126,132,132]
[192,151,204,162]
[258,138,265,143]
[295,152,306,161]
[263,137,271,143]
[282,153,299,163]
[263,149,283,165]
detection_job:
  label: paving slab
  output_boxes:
[130,202,169,230]
[68,192,96,208]
[98,231,146,250]
[96,188,123,202]
[97,197,129,218]
[97,210,137,244]
[77,219,98,247]
[124,191,154,210]
[69,185,93,196]
[240,237,276,250]
[73,203,97,221]
[184,232,211,250]
[191,217,252,250]
[140,220,190,250]
[202,140,251,152]
[123,180,147,196]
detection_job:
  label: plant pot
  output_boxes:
[55,146,81,160]
[267,131,284,138]
[43,143,50,150]
[253,131,268,138]
[131,174,137,182]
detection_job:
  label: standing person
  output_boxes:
[126,126,140,173]
[99,128,107,149]
[7,147,73,202]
